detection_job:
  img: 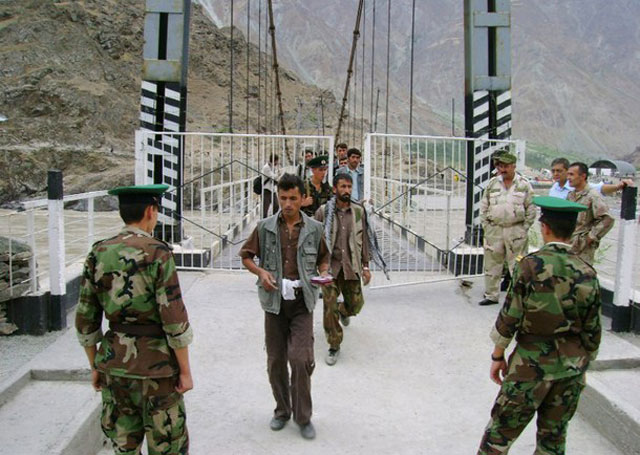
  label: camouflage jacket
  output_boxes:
[75,226,193,379]
[480,174,536,230]
[490,243,602,381]
[302,178,332,217]
[567,187,615,249]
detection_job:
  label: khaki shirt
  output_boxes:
[568,187,615,245]
[480,174,536,230]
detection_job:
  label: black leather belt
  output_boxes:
[109,322,165,337]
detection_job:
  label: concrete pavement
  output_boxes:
[1,271,638,454]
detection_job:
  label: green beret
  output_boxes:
[534,196,587,222]
[494,152,517,164]
[108,184,169,205]
[307,155,329,168]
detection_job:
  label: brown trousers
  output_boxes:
[264,293,315,425]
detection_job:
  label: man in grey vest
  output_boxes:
[315,173,372,365]
[239,173,330,440]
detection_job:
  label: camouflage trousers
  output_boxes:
[483,224,529,301]
[100,373,189,455]
[323,270,365,350]
[477,373,585,455]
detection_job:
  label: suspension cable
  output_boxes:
[267,0,287,137]
[360,0,366,149]
[246,0,251,133]
[335,0,365,144]
[229,0,234,133]
[369,0,376,132]
[409,0,416,135]
[384,0,391,135]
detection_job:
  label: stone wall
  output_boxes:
[0,236,34,335]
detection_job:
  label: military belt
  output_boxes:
[516,332,580,343]
[109,322,165,337]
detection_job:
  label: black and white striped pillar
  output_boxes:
[139,0,191,242]
[464,0,512,245]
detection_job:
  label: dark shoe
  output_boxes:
[340,314,350,327]
[478,298,499,306]
[269,417,287,431]
[325,348,340,366]
[299,422,316,440]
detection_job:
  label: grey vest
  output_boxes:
[256,212,325,314]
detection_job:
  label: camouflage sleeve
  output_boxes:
[589,195,615,242]
[581,279,602,361]
[75,251,104,347]
[155,249,193,350]
[490,259,527,348]
[523,183,536,230]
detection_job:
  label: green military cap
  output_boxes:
[494,152,517,164]
[533,196,587,221]
[307,155,329,168]
[108,184,169,205]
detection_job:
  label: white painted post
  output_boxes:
[612,186,638,332]
[48,170,66,330]
[87,197,95,251]
[134,129,145,185]
[364,133,372,202]
[27,210,37,293]
[515,139,526,170]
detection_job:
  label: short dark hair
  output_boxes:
[551,158,570,169]
[334,173,353,187]
[336,143,348,150]
[569,162,589,177]
[277,173,304,195]
[540,215,576,240]
[119,202,155,224]
[347,148,361,158]
[270,153,279,164]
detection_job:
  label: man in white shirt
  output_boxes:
[549,158,631,199]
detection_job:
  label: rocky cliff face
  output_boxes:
[198,0,640,163]
[0,0,339,203]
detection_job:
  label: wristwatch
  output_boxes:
[491,354,505,361]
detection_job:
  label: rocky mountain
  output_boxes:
[197,0,640,165]
[0,0,339,203]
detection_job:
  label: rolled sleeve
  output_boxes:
[76,328,103,347]
[165,323,193,349]
[239,227,260,259]
[490,325,513,349]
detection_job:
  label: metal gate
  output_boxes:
[363,133,522,288]
[135,131,334,270]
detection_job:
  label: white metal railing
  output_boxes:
[0,190,120,302]
[135,131,335,270]
[364,133,521,288]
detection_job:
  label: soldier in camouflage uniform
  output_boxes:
[301,155,333,217]
[479,152,536,306]
[566,162,615,265]
[76,184,194,455]
[477,196,602,455]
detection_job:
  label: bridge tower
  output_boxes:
[463,0,512,245]
[137,0,192,242]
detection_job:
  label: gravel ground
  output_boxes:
[0,313,72,383]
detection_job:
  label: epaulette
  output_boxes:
[515,254,524,263]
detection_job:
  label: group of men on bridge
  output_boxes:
[73,141,633,454]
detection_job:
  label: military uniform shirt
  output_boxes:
[490,243,601,382]
[75,227,193,379]
[567,187,614,246]
[302,178,332,217]
[480,174,536,229]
